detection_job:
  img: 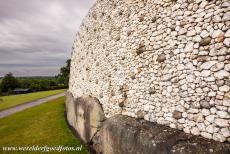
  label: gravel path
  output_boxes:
[0,93,65,119]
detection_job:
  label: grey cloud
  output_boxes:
[0,0,94,77]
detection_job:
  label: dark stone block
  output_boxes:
[92,115,230,154]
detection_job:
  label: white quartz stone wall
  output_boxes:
[69,0,230,142]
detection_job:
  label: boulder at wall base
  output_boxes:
[65,91,105,143]
[65,92,77,128]
[92,115,230,154]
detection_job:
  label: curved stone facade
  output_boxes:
[69,0,230,142]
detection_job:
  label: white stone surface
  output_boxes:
[219,85,230,92]
[206,115,215,123]
[225,29,230,37]
[201,132,212,139]
[69,0,230,143]
[212,29,224,38]
[214,119,229,127]
[214,70,229,80]
[224,38,230,47]
[191,127,200,135]
[200,61,217,70]
[210,62,224,72]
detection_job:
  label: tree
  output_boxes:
[19,79,32,89]
[0,73,20,93]
[30,83,41,91]
[57,59,71,86]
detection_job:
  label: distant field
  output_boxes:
[0,89,65,110]
[0,97,88,154]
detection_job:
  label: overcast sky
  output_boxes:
[0,0,94,77]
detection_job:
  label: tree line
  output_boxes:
[0,59,70,95]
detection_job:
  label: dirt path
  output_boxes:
[0,93,65,119]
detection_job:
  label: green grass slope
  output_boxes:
[0,89,65,110]
[0,97,88,154]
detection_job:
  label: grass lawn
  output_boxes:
[0,89,65,110]
[0,97,88,154]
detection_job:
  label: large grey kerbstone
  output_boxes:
[92,115,230,154]
[65,91,105,143]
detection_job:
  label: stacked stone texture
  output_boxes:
[69,0,230,142]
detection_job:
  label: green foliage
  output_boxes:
[0,59,70,95]
[18,78,65,92]
[0,73,20,94]
[12,73,69,93]
[57,59,71,86]
[0,97,88,154]
[30,82,41,91]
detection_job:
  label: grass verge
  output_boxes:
[0,97,88,154]
[0,89,65,110]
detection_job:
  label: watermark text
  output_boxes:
[2,145,83,152]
